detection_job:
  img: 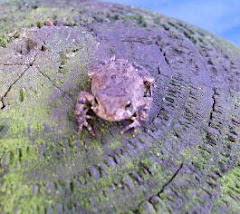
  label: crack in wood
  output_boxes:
[208,87,217,127]
[0,54,38,110]
[157,162,184,195]
[35,67,64,93]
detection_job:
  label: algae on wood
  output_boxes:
[0,0,239,213]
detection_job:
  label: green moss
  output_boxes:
[221,167,240,195]
[0,16,97,212]
[59,68,69,74]
[19,88,26,102]
[183,189,206,212]
[140,157,154,167]
[124,14,147,27]
[108,140,122,150]
[3,120,27,136]
[22,7,79,28]
[159,191,174,202]
[0,34,8,47]
[35,21,43,28]
[0,170,53,214]
[216,167,240,213]
[182,146,214,172]
[2,105,54,132]
[98,176,114,189]
[0,138,29,154]
[182,147,192,159]
[0,124,4,132]
[0,7,81,40]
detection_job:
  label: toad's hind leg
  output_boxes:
[75,91,95,136]
[143,75,155,97]
[121,97,152,137]
[121,118,141,137]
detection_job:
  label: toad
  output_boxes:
[75,56,154,136]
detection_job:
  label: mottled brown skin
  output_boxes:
[75,56,154,136]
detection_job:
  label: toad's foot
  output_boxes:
[76,110,95,136]
[121,97,152,137]
[121,118,141,137]
[75,91,95,136]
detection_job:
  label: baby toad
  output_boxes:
[75,56,154,136]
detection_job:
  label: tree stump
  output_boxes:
[0,0,239,213]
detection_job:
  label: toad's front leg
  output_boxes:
[121,97,152,137]
[75,91,95,136]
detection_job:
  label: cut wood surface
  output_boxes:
[0,0,239,213]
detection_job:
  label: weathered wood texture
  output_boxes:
[0,0,239,213]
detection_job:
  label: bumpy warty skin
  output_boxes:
[75,57,154,135]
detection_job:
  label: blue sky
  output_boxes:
[104,0,240,46]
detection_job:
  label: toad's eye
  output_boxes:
[125,102,132,110]
[111,74,116,79]
[94,97,99,104]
